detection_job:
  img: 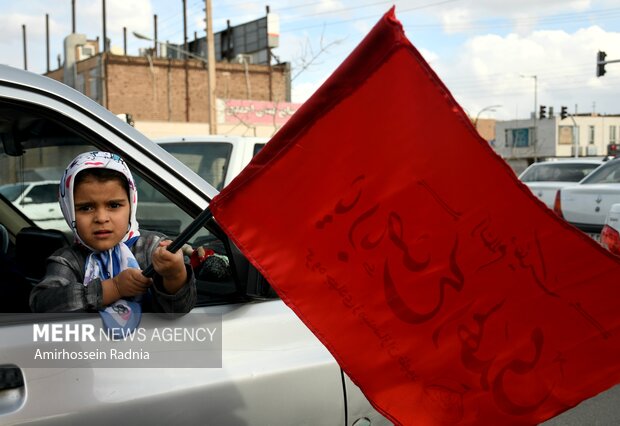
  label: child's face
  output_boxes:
[73,176,131,251]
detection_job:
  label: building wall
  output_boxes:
[45,53,291,124]
[495,114,620,160]
[475,118,496,142]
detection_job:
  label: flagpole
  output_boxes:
[142,208,214,278]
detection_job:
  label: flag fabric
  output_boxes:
[210,8,620,425]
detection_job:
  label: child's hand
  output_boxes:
[113,268,152,297]
[152,240,187,294]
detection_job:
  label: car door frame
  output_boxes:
[0,68,351,425]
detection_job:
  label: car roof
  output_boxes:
[154,135,269,144]
[533,158,604,165]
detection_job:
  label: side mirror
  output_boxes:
[21,196,33,205]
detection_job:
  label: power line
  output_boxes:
[404,7,620,32]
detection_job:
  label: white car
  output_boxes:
[155,136,268,191]
[0,65,389,425]
[0,181,65,230]
[601,203,620,255]
[554,157,620,240]
[518,159,602,208]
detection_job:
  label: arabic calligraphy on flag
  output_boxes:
[210,8,620,425]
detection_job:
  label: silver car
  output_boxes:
[518,159,603,209]
[554,157,620,239]
[0,65,389,425]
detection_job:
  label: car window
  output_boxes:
[520,163,600,182]
[0,100,247,308]
[134,174,216,246]
[1,144,219,245]
[1,145,96,231]
[0,183,27,201]
[160,142,233,191]
[253,143,266,156]
[581,160,620,184]
[26,183,59,203]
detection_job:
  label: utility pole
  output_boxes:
[102,0,107,52]
[521,74,538,161]
[45,14,50,72]
[72,0,76,33]
[22,25,27,71]
[533,75,538,161]
[153,14,158,56]
[183,0,190,122]
[205,0,217,134]
[123,27,127,55]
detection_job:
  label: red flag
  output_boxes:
[210,8,620,425]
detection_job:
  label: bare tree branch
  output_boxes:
[291,28,345,82]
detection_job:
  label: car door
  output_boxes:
[0,66,373,425]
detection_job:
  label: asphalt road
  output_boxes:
[542,385,620,425]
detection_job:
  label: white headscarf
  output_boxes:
[59,151,142,334]
[60,151,140,250]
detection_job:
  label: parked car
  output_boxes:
[553,157,620,240]
[0,181,65,230]
[601,203,620,255]
[0,65,388,425]
[518,158,603,208]
[155,136,268,191]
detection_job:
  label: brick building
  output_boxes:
[45,49,293,138]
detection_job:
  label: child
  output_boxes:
[30,152,196,329]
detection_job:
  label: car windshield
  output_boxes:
[581,159,620,184]
[519,162,600,182]
[160,142,233,191]
[0,183,27,201]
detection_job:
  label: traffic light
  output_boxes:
[560,106,568,120]
[539,105,546,119]
[597,51,607,77]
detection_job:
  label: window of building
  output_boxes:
[505,128,531,148]
[610,125,617,144]
[589,125,595,144]
[558,126,576,145]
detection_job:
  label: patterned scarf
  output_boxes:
[60,151,142,336]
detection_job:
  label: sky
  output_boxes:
[1,0,620,122]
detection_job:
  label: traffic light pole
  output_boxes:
[597,51,620,77]
[521,74,538,161]
[560,113,580,158]
[570,115,579,158]
[559,106,579,157]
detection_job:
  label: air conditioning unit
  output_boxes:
[586,145,598,156]
[571,145,586,156]
[77,45,95,61]
[235,54,253,64]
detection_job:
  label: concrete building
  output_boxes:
[495,113,620,171]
